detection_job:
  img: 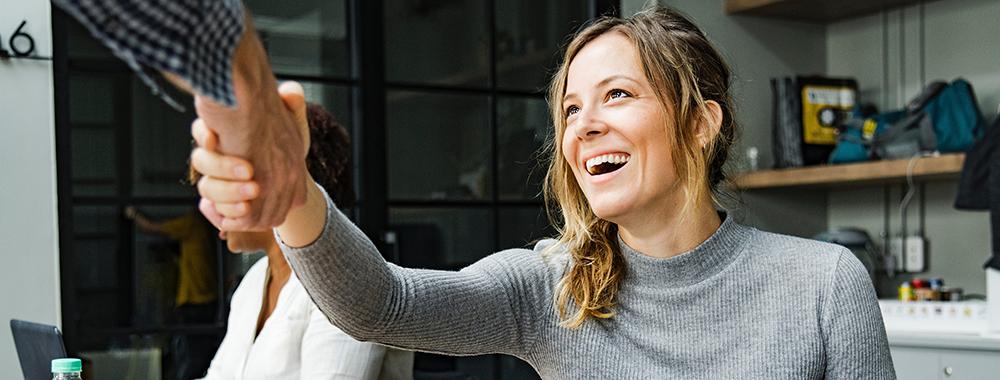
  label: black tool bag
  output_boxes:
[771,77,803,168]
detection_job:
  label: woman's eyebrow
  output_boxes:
[596,74,638,88]
[563,75,641,103]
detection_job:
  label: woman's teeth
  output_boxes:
[586,153,630,175]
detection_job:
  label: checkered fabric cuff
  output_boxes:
[53,0,245,108]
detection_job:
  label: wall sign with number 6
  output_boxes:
[0,20,38,59]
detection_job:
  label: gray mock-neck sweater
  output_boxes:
[279,189,895,379]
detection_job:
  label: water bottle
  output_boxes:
[51,358,82,380]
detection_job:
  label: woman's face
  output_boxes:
[561,32,679,225]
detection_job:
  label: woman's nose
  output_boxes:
[573,110,609,141]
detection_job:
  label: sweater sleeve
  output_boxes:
[277,187,544,357]
[821,249,896,379]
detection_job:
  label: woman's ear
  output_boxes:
[697,100,723,148]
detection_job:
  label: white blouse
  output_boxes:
[200,257,413,380]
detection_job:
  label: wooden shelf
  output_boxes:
[734,153,965,189]
[724,0,933,23]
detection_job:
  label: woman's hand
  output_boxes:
[192,81,311,231]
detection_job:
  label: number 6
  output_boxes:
[10,20,35,57]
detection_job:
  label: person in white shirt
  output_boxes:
[199,89,413,380]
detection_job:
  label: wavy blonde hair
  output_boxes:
[543,6,738,329]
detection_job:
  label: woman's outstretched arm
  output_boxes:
[279,185,548,357]
[191,108,548,358]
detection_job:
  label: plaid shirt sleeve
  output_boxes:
[52,0,245,108]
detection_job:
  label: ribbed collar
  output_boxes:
[618,214,752,288]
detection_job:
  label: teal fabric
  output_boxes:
[924,79,985,152]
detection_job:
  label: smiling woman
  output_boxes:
[191,5,897,379]
[544,10,736,330]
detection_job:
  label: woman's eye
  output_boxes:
[609,89,630,100]
[565,105,580,117]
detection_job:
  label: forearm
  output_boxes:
[277,186,528,356]
[132,216,163,234]
[195,11,280,157]
[275,179,328,248]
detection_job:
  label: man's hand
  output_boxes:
[192,81,310,232]
[191,17,309,231]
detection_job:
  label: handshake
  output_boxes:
[190,80,311,234]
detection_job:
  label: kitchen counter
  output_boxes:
[888,331,1000,351]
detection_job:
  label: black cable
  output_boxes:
[899,8,905,107]
[884,185,892,262]
[882,9,890,110]
[919,0,926,88]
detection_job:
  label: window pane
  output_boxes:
[75,292,122,330]
[496,0,588,91]
[129,205,219,327]
[79,331,222,380]
[70,73,127,197]
[387,91,491,201]
[74,238,119,290]
[70,75,117,124]
[388,208,494,269]
[73,206,119,236]
[71,127,117,196]
[301,82,353,136]
[498,207,555,250]
[66,17,116,61]
[498,96,551,201]
[385,0,489,87]
[130,81,198,198]
[247,0,351,78]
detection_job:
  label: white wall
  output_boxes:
[622,0,996,294]
[0,0,61,377]
[826,0,998,294]
[621,0,831,236]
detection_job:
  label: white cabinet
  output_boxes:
[892,347,939,380]
[890,346,1000,380]
[938,350,999,380]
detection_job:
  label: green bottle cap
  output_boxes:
[51,358,82,373]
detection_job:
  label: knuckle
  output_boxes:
[190,149,205,169]
[196,177,209,194]
[191,118,203,135]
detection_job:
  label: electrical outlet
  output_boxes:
[889,236,927,273]
[905,236,926,272]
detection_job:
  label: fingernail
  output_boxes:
[241,184,256,196]
[234,165,249,179]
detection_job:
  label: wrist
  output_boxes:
[276,174,327,248]
[232,13,274,106]
[302,173,320,210]
[217,11,276,139]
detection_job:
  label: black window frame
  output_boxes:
[52,1,619,378]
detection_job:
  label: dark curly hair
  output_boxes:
[305,102,355,208]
